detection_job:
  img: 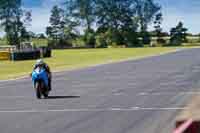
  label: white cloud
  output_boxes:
[25,0,65,34]
[1,0,200,37]
[162,8,200,34]
[0,1,56,37]
[26,7,51,34]
[41,0,65,8]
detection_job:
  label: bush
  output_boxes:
[84,33,96,48]
[47,39,72,49]
[72,37,86,48]
[95,34,108,48]
[140,32,151,45]
[169,22,188,46]
[157,38,166,44]
[169,36,182,46]
[104,29,124,46]
[83,29,96,48]
[123,31,141,47]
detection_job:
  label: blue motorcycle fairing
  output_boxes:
[32,68,49,87]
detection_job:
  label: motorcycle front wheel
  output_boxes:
[35,82,41,99]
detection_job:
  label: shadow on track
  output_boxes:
[47,96,80,99]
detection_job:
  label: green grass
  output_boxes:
[0,39,7,45]
[0,47,181,80]
[32,39,48,47]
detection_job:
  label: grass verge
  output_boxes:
[0,47,183,80]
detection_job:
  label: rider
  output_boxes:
[33,59,52,91]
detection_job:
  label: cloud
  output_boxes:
[41,0,65,8]
[29,0,200,35]
[1,0,200,37]
[26,7,51,34]
[25,0,65,34]
[161,7,200,34]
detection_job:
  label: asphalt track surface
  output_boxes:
[1,48,200,133]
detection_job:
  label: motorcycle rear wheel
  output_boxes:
[43,91,49,98]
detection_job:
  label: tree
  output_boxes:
[135,0,161,44]
[46,26,53,37]
[65,0,96,47]
[37,33,46,39]
[95,0,137,30]
[0,0,32,47]
[0,0,21,46]
[83,28,96,47]
[95,0,140,46]
[47,5,65,47]
[20,11,32,42]
[62,0,162,47]
[198,33,200,43]
[169,22,188,46]
[65,0,95,31]
[23,11,32,27]
[28,31,36,38]
[153,12,165,44]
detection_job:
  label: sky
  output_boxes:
[1,0,200,36]
[155,0,200,34]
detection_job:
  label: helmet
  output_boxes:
[36,59,44,65]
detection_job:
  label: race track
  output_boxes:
[1,48,200,133]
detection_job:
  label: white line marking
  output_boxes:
[0,96,30,99]
[134,107,188,111]
[110,108,123,111]
[138,92,149,96]
[0,76,28,82]
[0,107,188,113]
[138,92,200,96]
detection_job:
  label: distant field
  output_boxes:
[0,39,7,45]
[0,39,48,47]
[32,39,48,47]
[1,36,200,47]
[0,47,178,80]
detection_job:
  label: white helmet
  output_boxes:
[36,59,44,65]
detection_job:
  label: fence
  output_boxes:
[0,46,16,52]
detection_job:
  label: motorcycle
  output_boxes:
[31,67,49,99]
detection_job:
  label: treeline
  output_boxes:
[0,0,191,48]
[0,0,32,48]
[47,0,162,48]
